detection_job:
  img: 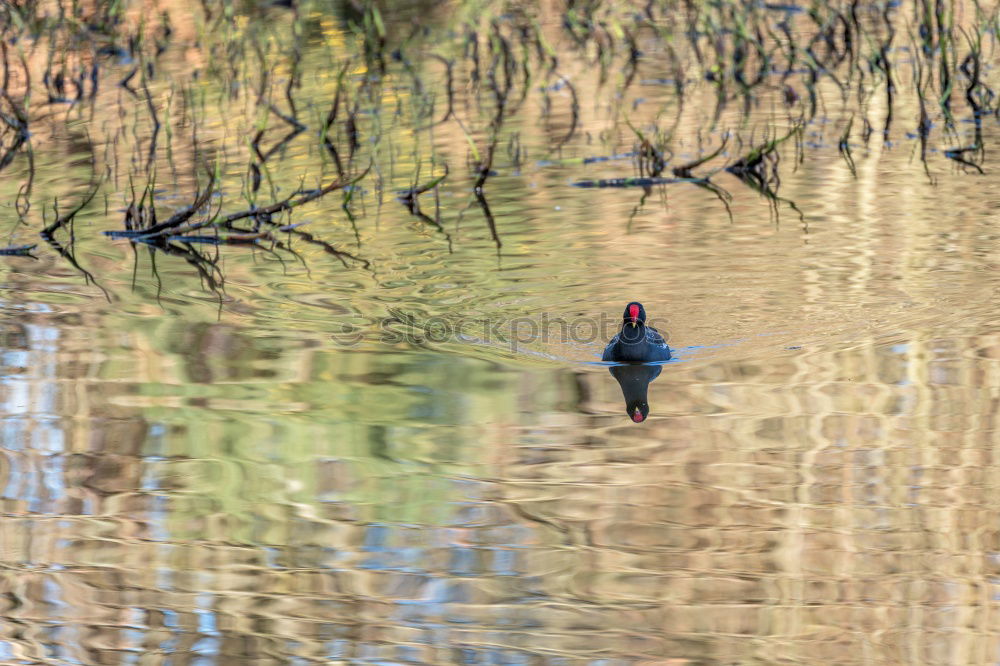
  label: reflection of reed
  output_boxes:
[3,0,998,280]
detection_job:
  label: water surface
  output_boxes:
[3,2,1000,663]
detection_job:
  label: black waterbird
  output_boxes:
[602,302,671,423]
[601,302,672,363]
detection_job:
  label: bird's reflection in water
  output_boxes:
[609,363,662,423]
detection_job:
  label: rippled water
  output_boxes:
[5,2,1000,664]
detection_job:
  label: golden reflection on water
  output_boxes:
[5,2,1000,665]
[5,295,1000,663]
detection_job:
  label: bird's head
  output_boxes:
[623,302,646,328]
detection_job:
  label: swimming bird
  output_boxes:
[602,302,672,363]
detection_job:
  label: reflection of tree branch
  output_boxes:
[119,66,139,97]
[474,189,502,251]
[0,133,25,173]
[14,140,35,221]
[214,166,371,229]
[141,65,160,172]
[550,74,579,152]
[944,146,984,174]
[399,164,449,205]
[429,54,454,124]
[626,186,652,232]
[273,226,370,269]
[692,180,734,224]
[41,232,111,301]
[877,3,896,138]
[40,180,100,238]
[106,168,217,239]
[672,133,729,178]
[737,174,806,229]
[138,238,225,294]
[0,84,30,177]
[36,164,104,286]
[398,165,453,252]
[724,125,806,226]
[250,126,304,196]
[321,60,352,179]
[911,37,935,184]
[109,164,373,285]
[838,115,856,178]
[403,207,453,253]
[944,41,986,174]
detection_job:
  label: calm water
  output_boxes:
[3,2,1000,664]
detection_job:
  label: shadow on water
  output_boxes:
[602,340,760,422]
[608,362,662,423]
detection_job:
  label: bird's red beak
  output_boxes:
[631,409,645,423]
[628,304,639,326]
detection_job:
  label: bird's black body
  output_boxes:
[602,302,672,363]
